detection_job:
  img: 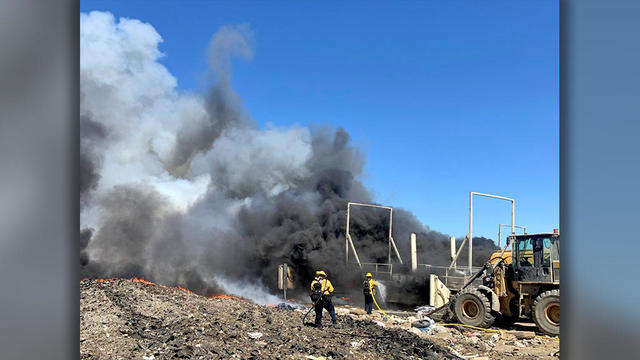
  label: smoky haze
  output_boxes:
[79,12,496,301]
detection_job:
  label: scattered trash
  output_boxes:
[411,317,435,332]
[81,279,557,360]
[415,305,436,321]
[466,336,479,345]
[349,308,367,315]
[512,330,536,340]
[276,302,304,311]
[415,305,435,313]
[431,325,448,334]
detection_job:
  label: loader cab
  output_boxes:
[508,233,560,283]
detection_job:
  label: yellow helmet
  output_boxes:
[366,272,373,278]
[316,270,327,277]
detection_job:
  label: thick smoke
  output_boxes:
[79,12,496,300]
[79,113,107,205]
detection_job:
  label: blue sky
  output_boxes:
[80,1,558,243]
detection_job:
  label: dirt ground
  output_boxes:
[80,279,559,359]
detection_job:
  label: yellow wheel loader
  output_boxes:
[445,231,560,336]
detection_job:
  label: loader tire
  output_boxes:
[533,289,560,336]
[453,288,496,328]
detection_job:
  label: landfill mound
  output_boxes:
[80,279,458,359]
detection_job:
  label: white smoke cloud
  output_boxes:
[213,275,282,305]
[79,11,324,291]
[80,12,313,220]
[80,11,211,227]
[190,126,312,197]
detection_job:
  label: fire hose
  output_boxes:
[301,275,558,342]
[303,279,392,325]
[369,281,391,320]
[301,291,400,340]
[302,292,324,326]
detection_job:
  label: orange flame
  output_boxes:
[132,277,156,286]
[177,286,192,294]
[95,278,115,283]
[209,294,246,301]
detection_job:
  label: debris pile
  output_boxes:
[80,279,558,359]
[339,307,559,359]
[81,279,457,359]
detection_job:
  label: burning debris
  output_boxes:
[81,278,559,359]
[81,278,460,359]
[209,294,247,302]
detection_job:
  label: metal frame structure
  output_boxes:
[498,224,527,247]
[345,202,403,269]
[418,264,484,289]
[449,192,515,273]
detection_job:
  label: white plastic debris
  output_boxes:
[514,340,525,347]
[248,332,263,339]
[415,305,435,313]
[432,325,448,333]
[415,305,436,321]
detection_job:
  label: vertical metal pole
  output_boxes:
[346,203,350,265]
[511,200,515,235]
[388,209,393,264]
[411,233,417,272]
[498,225,502,248]
[450,236,457,269]
[283,263,287,300]
[469,192,473,274]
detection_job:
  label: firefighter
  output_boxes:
[309,270,337,327]
[362,272,378,314]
